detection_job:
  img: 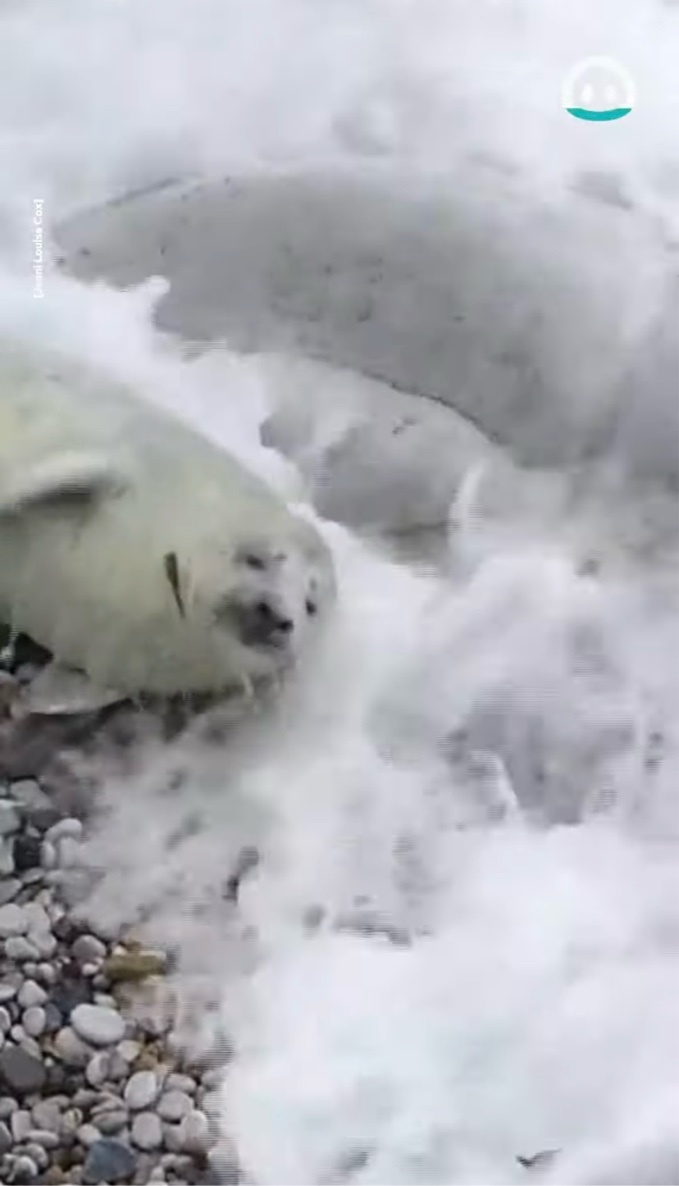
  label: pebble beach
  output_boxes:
[0,645,238,1186]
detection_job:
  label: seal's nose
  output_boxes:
[238,598,294,648]
[254,600,293,638]
[214,591,296,650]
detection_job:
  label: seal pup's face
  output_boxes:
[185,524,336,684]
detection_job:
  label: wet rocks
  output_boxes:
[124,1070,160,1111]
[157,1090,192,1123]
[0,677,240,1185]
[0,1045,47,1095]
[0,905,28,939]
[83,1137,137,1184]
[132,1111,163,1152]
[71,1004,125,1047]
[175,1108,212,1155]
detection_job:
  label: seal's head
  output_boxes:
[177,519,336,687]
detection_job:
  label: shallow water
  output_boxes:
[1,1,679,1183]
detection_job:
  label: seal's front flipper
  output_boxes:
[17,661,126,716]
[0,452,128,518]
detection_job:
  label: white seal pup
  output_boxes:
[0,340,336,701]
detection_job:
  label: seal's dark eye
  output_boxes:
[305,599,318,616]
[243,552,267,571]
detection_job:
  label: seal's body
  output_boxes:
[0,341,335,697]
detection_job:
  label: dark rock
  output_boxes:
[0,1044,47,1095]
[49,967,91,1016]
[44,1061,72,1095]
[0,1119,11,1154]
[12,833,42,872]
[82,1138,137,1184]
[52,915,85,944]
[42,1001,64,1034]
[5,1000,20,1025]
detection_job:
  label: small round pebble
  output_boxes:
[131,1110,163,1151]
[199,1066,223,1092]
[10,1108,32,1142]
[177,1108,213,1154]
[93,1108,127,1136]
[157,1090,193,1123]
[93,993,118,1010]
[71,1003,125,1047]
[27,1127,61,1149]
[22,1005,47,1037]
[0,1096,17,1119]
[85,1050,112,1088]
[17,979,47,1009]
[73,1089,100,1110]
[124,1070,160,1112]
[105,1050,129,1081]
[31,1099,61,1132]
[36,961,57,986]
[116,1038,141,1064]
[12,833,42,872]
[54,1026,93,1068]
[165,1072,196,1095]
[72,934,107,965]
[77,1122,102,1148]
[30,930,57,958]
[90,1089,122,1109]
[0,903,28,938]
[4,936,40,961]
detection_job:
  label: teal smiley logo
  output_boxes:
[562,57,635,122]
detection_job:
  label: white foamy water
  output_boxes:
[1,1,679,1183]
